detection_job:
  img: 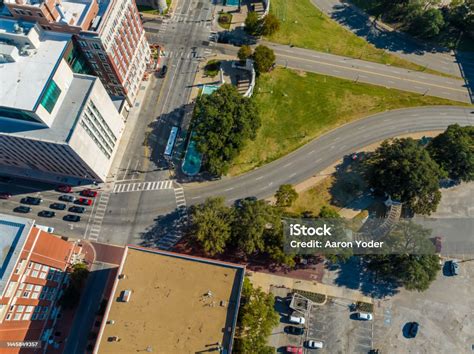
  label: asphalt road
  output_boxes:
[183,106,474,204]
[215,42,472,103]
[311,0,474,80]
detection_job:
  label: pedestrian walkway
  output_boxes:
[112,180,174,193]
[174,186,186,208]
[85,192,110,242]
[248,271,374,304]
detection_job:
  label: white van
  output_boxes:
[357,312,373,321]
[306,340,324,349]
[289,316,305,325]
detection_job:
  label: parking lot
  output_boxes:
[269,287,374,353]
[0,178,99,239]
[373,260,474,353]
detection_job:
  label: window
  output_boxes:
[40,80,61,113]
[0,107,39,123]
[92,43,101,50]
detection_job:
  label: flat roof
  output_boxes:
[0,19,71,111]
[96,247,244,353]
[0,213,34,297]
[0,74,96,143]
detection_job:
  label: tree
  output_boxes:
[366,138,445,215]
[59,263,89,309]
[275,184,298,208]
[234,278,279,353]
[428,124,474,182]
[244,11,260,35]
[189,197,234,255]
[409,8,445,38]
[192,84,260,175]
[232,199,281,255]
[252,45,276,74]
[318,205,340,218]
[261,13,280,36]
[238,45,253,61]
[365,221,440,291]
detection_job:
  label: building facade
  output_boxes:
[0,19,125,183]
[3,0,151,104]
[0,213,83,352]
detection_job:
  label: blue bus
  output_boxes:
[164,126,179,157]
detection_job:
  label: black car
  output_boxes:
[408,322,419,338]
[59,195,76,202]
[50,203,66,210]
[38,210,55,218]
[14,206,31,213]
[286,326,304,336]
[69,206,85,214]
[63,214,81,222]
[159,65,168,78]
[21,196,43,205]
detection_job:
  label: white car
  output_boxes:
[289,316,305,325]
[357,312,373,321]
[306,340,324,349]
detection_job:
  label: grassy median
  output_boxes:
[228,68,467,175]
[267,0,450,76]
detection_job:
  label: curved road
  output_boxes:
[183,106,474,204]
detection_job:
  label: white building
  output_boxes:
[0,19,125,184]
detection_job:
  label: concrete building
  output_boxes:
[0,19,125,183]
[3,0,151,104]
[94,246,245,353]
[0,213,83,352]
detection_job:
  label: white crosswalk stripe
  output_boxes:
[112,180,174,193]
[85,192,110,241]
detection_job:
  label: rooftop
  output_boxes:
[0,19,71,111]
[0,213,34,296]
[0,74,96,143]
[96,247,244,353]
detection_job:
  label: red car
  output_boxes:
[77,198,93,206]
[0,192,12,199]
[57,185,72,193]
[80,189,98,198]
[286,346,303,354]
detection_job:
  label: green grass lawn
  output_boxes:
[228,67,468,175]
[266,0,450,75]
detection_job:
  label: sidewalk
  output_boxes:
[248,270,373,304]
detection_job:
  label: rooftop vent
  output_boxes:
[120,289,131,302]
[13,23,24,34]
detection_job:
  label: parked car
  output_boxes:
[407,322,419,338]
[431,236,443,253]
[56,185,72,193]
[286,346,303,354]
[0,192,12,199]
[59,195,76,202]
[76,198,93,206]
[448,260,460,275]
[14,206,31,213]
[286,326,304,336]
[69,206,85,214]
[21,196,42,205]
[306,340,324,349]
[63,214,81,222]
[50,203,66,210]
[80,189,98,197]
[38,210,55,218]
[159,65,168,78]
[357,312,373,321]
[289,316,306,325]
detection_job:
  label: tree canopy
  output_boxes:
[261,13,281,36]
[238,45,253,61]
[275,184,298,208]
[428,124,474,182]
[234,278,279,353]
[252,45,276,74]
[192,84,260,175]
[189,197,234,256]
[244,11,260,35]
[366,138,445,215]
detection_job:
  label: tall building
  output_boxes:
[0,213,83,352]
[3,0,151,104]
[0,19,125,183]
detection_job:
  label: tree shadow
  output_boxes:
[329,257,399,299]
[455,51,474,103]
